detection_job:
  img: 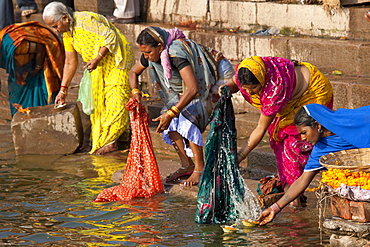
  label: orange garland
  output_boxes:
[321,168,370,190]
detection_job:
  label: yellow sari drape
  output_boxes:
[63,12,134,153]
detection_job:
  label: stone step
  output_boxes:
[13,10,370,79]
[144,0,370,41]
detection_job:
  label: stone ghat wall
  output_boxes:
[27,0,370,40]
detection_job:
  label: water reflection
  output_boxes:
[0,124,330,246]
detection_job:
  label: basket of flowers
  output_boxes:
[320,149,370,222]
[319,148,370,172]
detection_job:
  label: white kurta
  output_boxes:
[113,0,140,19]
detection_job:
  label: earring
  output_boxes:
[318,128,323,133]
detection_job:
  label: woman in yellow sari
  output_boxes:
[43,1,135,154]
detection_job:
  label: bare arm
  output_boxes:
[84,46,108,71]
[29,43,46,77]
[238,113,275,163]
[153,65,199,133]
[257,171,317,225]
[129,60,147,101]
[218,76,239,95]
[174,65,199,111]
[55,51,78,105]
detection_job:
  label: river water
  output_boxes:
[0,123,331,246]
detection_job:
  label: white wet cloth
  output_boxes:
[329,183,370,202]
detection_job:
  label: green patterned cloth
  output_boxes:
[195,86,246,224]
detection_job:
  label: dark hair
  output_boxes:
[238,67,260,86]
[136,29,159,47]
[291,60,300,66]
[294,106,317,128]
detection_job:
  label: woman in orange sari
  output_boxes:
[0,21,64,116]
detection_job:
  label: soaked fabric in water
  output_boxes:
[195,86,246,224]
[94,98,164,201]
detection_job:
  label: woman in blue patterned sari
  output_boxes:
[129,26,234,186]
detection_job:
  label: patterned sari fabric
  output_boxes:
[0,21,64,116]
[63,12,135,153]
[195,86,246,224]
[147,27,232,134]
[94,98,164,201]
[235,56,333,186]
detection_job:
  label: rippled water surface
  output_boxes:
[0,124,330,246]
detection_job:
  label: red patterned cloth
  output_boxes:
[94,98,164,201]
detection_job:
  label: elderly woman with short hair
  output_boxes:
[43,1,135,154]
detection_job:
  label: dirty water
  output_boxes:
[0,124,331,246]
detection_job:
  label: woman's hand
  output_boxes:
[153,113,173,133]
[55,91,66,105]
[237,153,246,164]
[218,84,228,96]
[257,207,276,226]
[133,92,142,102]
[365,11,370,22]
[29,68,42,77]
[84,58,99,72]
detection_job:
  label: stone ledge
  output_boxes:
[324,216,370,238]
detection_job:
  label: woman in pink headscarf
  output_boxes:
[221,56,333,207]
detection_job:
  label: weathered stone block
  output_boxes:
[329,234,369,247]
[350,200,370,223]
[331,195,370,222]
[11,103,83,155]
[259,192,284,208]
[323,216,370,238]
[0,94,11,121]
[331,195,353,221]
[74,0,114,16]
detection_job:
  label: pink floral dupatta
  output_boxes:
[235,56,296,117]
[235,56,308,187]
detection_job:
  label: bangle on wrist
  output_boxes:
[132,88,142,95]
[171,106,180,115]
[60,85,68,89]
[59,90,67,95]
[270,202,281,214]
[35,64,43,70]
[98,52,104,57]
[167,109,176,118]
[169,108,178,117]
[238,150,247,160]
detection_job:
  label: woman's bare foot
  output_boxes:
[289,197,302,208]
[181,170,202,187]
[94,142,118,155]
[165,166,194,183]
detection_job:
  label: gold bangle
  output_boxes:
[132,88,142,95]
[98,52,104,57]
[171,106,180,115]
[35,64,43,70]
[167,109,176,118]
[238,150,247,160]
[59,90,67,95]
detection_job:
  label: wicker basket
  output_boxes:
[319,148,370,172]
